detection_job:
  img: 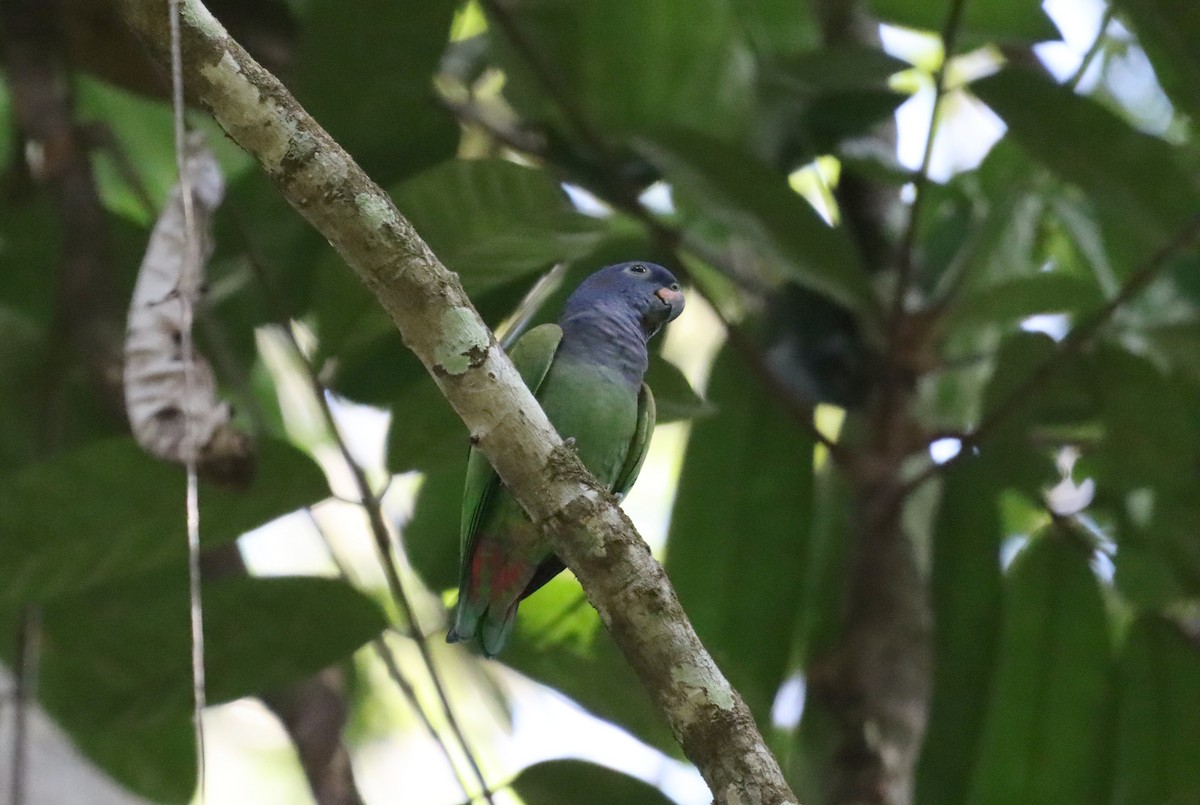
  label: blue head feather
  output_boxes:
[556,261,685,387]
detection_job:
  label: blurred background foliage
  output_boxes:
[2,0,1200,803]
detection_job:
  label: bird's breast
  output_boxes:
[536,359,640,487]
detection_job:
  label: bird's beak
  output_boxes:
[654,286,685,323]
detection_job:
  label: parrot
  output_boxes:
[447,261,685,656]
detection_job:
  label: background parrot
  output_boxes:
[447,261,685,656]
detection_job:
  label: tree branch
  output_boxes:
[115,2,799,802]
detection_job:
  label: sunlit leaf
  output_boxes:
[502,579,679,755]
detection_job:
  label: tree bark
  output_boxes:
[115,1,800,802]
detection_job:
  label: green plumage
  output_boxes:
[447,260,683,655]
[449,323,656,656]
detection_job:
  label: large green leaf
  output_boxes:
[915,456,1004,805]
[0,438,327,602]
[402,458,467,595]
[509,759,673,805]
[946,271,1105,333]
[1113,0,1200,119]
[490,0,754,142]
[27,573,384,728]
[1,573,383,802]
[755,48,909,167]
[665,344,813,722]
[392,159,606,297]
[294,0,458,184]
[867,0,1058,44]
[1112,617,1200,805]
[964,535,1113,805]
[973,69,1200,277]
[71,717,195,804]
[634,130,874,312]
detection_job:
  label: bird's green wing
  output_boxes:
[612,382,656,501]
[459,324,563,571]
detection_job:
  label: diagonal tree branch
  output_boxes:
[115,2,799,802]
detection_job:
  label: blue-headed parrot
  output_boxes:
[447,261,685,656]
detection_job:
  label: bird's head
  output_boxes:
[563,261,685,339]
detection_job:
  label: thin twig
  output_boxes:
[302,509,475,801]
[909,211,1200,492]
[888,0,969,326]
[167,0,207,798]
[1067,7,1116,92]
[9,606,40,805]
[239,228,496,804]
[296,353,497,805]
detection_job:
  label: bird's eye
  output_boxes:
[629,264,648,274]
[669,282,680,291]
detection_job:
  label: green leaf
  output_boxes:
[387,376,471,473]
[965,535,1113,805]
[294,0,458,184]
[645,352,712,423]
[1113,0,1200,119]
[392,159,606,297]
[77,76,253,226]
[916,456,1005,805]
[70,717,195,804]
[665,344,813,722]
[490,0,755,142]
[3,574,383,802]
[729,0,820,56]
[767,48,911,94]
[947,271,1105,333]
[973,68,1200,277]
[26,573,384,728]
[509,759,674,805]
[1092,346,1200,495]
[1112,616,1200,805]
[634,130,873,311]
[0,438,327,602]
[867,0,1058,44]
[755,50,909,164]
[402,459,467,595]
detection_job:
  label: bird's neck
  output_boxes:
[557,309,649,389]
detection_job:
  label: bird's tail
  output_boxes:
[446,540,533,656]
[447,596,520,657]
